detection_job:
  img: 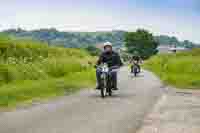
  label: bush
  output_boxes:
[0,35,96,107]
[85,45,101,56]
[144,49,200,89]
[0,69,96,107]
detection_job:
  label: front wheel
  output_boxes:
[134,67,139,77]
[134,71,137,77]
[101,87,106,98]
[100,74,107,98]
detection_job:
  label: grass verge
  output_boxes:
[143,49,200,89]
[0,34,96,108]
[0,70,96,108]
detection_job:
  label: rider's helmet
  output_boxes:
[103,42,112,49]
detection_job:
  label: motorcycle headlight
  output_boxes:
[105,68,109,72]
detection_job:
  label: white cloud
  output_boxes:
[0,1,199,43]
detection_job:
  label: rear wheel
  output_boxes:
[134,68,138,77]
[134,70,137,77]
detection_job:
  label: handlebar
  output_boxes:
[95,65,120,72]
[109,66,120,70]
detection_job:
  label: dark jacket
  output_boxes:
[131,56,141,64]
[97,51,123,68]
[132,56,140,61]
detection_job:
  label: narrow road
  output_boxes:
[0,67,164,133]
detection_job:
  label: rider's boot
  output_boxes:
[112,81,118,90]
[131,65,134,73]
[96,70,102,90]
[138,65,141,73]
[112,87,119,90]
[96,85,101,90]
[111,72,118,90]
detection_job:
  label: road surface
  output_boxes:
[0,67,167,133]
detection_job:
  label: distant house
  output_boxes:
[157,45,188,54]
[157,45,171,53]
[169,47,188,53]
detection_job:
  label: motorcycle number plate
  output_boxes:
[103,68,109,72]
[101,74,105,78]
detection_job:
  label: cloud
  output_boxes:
[0,0,199,43]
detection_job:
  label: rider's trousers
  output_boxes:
[96,69,117,88]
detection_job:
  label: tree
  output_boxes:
[85,45,101,56]
[170,36,179,47]
[183,40,195,49]
[124,29,158,59]
[2,28,198,49]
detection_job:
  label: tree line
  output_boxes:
[2,28,199,49]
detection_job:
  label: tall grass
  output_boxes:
[144,49,200,89]
[0,35,96,108]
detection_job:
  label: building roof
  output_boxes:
[169,47,187,51]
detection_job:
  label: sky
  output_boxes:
[0,0,199,43]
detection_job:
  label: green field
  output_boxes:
[0,34,96,108]
[144,49,200,89]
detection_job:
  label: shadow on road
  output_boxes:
[129,74,145,78]
[88,91,136,99]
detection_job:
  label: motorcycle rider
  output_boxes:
[96,42,123,90]
[130,53,142,73]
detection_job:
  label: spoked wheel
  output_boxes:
[134,67,138,77]
[101,75,107,98]
[134,71,137,77]
[101,87,107,98]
